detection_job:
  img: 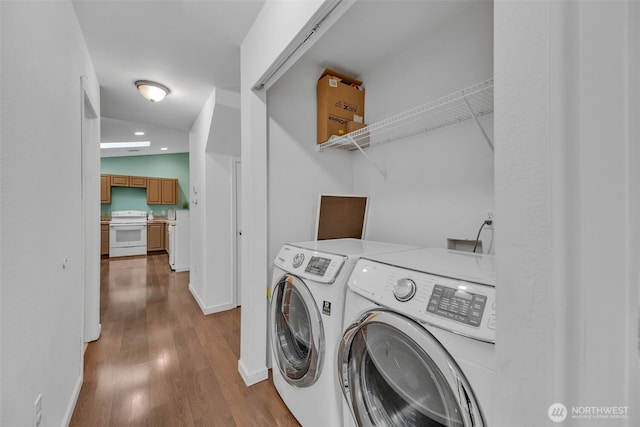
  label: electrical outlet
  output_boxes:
[484,210,495,227]
[34,394,42,427]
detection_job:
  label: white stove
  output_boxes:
[109,210,148,257]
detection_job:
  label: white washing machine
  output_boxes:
[270,239,417,427]
[338,248,496,427]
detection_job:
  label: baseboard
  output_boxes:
[85,323,101,343]
[188,283,236,315]
[238,359,268,386]
[62,373,83,426]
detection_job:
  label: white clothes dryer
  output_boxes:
[270,239,417,427]
[338,248,496,427]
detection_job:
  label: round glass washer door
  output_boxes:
[270,274,324,387]
[338,310,485,427]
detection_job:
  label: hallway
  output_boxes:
[70,253,299,426]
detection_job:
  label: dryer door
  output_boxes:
[270,274,324,387]
[338,310,485,427]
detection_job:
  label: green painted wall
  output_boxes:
[101,153,190,216]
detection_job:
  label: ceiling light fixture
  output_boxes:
[135,80,170,102]
[134,131,145,136]
[100,141,151,149]
[160,147,168,151]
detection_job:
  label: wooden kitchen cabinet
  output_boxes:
[146,178,162,204]
[100,174,111,204]
[102,173,177,205]
[129,176,147,188]
[147,223,164,251]
[161,178,178,204]
[110,175,130,187]
[100,223,109,255]
[147,177,178,205]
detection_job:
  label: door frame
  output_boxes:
[81,76,101,343]
[232,157,242,306]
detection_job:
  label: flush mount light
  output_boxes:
[135,80,170,102]
[160,147,168,151]
[134,131,145,136]
[100,141,151,149]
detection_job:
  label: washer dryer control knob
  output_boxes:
[292,253,305,268]
[393,278,416,302]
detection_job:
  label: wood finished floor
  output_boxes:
[70,253,300,427]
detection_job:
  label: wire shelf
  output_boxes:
[317,78,494,152]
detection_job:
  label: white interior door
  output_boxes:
[234,159,242,306]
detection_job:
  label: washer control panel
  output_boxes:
[427,285,487,327]
[274,245,346,284]
[348,258,496,343]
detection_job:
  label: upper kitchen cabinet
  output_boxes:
[110,175,129,187]
[129,176,147,188]
[161,179,177,205]
[146,177,162,204]
[100,174,111,204]
[147,177,178,205]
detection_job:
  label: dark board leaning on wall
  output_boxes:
[316,195,368,240]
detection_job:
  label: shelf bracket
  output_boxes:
[346,134,387,178]
[463,96,494,152]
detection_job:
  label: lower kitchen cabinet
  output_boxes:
[147,223,165,251]
[100,223,109,255]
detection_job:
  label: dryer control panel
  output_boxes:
[274,245,347,284]
[348,258,496,343]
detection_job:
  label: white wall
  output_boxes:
[267,1,493,256]
[239,0,353,385]
[264,2,495,256]
[353,1,494,250]
[189,90,214,310]
[494,1,639,425]
[0,1,100,425]
[189,89,241,314]
[628,0,640,416]
[203,153,237,310]
[267,2,494,260]
[267,60,354,267]
[82,80,101,343]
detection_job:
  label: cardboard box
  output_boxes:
[346,121,370,147]
[318,114,350,144]
[317,68,365,144]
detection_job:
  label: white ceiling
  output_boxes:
[303,0,472,78]
[72,0,264,157]
[73,0,483,159]
[100,117,189,158]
